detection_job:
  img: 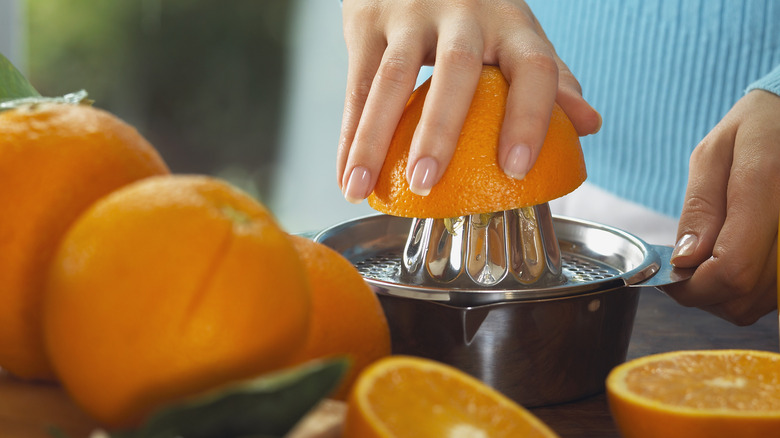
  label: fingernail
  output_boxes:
[409,157,438,196]
[503,144,532,180]
[343,166,371,204]
[671,233,698,265]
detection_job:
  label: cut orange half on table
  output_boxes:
[343,355,559,438]
[607,349,780,438]
[368,65,586,219]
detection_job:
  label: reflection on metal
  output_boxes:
[401,204,565,289]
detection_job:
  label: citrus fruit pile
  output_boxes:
[0,102,170,380]
[607,349,780,438]
[0,101,390,429]
[368,65,586,219]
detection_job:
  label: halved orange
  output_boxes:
[368,65,586,218]
[343,355,559,438]
[607,349,780,438]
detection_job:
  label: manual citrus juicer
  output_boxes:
[316,206,692,407]
[318,66,693,407]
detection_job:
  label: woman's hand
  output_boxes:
[663,89,780,325]
[337,0,601,203]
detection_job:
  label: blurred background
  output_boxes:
[1,0,375,233]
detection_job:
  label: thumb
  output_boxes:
[671,125,734,268]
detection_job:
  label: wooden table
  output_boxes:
[2,288,778,438]
[530,287,779,438]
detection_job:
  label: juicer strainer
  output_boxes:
[317,210,690,304]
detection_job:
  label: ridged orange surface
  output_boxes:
[368,65,586,219]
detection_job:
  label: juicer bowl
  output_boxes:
[314,214,691,406]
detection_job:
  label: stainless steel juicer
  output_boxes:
[314,205,692,406]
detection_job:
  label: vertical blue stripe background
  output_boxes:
[523,0,779,217]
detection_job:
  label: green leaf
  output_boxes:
[0,52,92,112]
[111,358,350,438]
[0,52,40,101]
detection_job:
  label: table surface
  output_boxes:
[2,288,778,438]
[530,287,779,438]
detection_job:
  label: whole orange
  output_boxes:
[0,102,169,380]
[368,65,586,218]
[42,175,311,428]
[286,235,390,400]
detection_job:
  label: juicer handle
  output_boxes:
[628,244,695,288]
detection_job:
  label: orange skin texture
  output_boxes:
[42,175,311,429]
[0,103,170,380]
[343,355,559,438]
[368,65,586,218]
[286,235,391,400]
[607,350,780,438]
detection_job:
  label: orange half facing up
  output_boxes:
[607,349,780,438]
[368,65,586,219]
[343,355,559,438]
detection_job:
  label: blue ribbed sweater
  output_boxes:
[525,0,780,217]
[410,1,780,217]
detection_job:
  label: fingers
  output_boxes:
[338,0,601,203]
[497,32,559,180]
[670,126,734,268]
[662,91,780,324]
[664,239,777,326]
[405,16,484,196]
[555,58,602,136]
[337,24,386,188]
[700,240,777,326]
[339,19,431,203]
[342,50,423,203]
[492,26,599,180]
[661,124,735,307]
